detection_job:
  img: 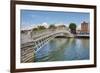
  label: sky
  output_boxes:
[20,10,90,28]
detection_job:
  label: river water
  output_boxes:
[34,38,89,62]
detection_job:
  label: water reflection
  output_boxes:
[34,38,89,62]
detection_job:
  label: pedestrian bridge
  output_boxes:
[21,29,74,63]
[21,29,74,52]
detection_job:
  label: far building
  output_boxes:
[81,21,89,34]
[57,25,66,30]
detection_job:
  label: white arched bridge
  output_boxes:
[21,28,74,63]
[21,29,74,52]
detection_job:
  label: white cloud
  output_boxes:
[21,22,49,30]
[21,24,35,30]
[41,22,49,28]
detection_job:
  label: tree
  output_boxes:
[32,28,38,31]
[38,26,46,30]
[49,24,56,29]
[69,23,77,34]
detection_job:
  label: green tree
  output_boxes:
[32,28,38,31]
[38,26,46,30]
[69,23,77,34]
[49,24,56,29]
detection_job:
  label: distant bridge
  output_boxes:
[75,34,89,38]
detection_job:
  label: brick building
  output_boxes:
[81,21,89,34]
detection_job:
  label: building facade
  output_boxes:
[81,21,89,34]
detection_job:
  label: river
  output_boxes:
[34,38,89,62]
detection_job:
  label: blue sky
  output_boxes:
[21,10,90,27]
